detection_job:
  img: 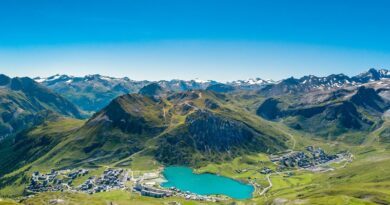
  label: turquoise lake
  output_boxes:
[161,166,254,200]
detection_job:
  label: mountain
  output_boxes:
[157,79,218,92]
[0,117,84,176]
[228,78,275,90]
[155,108,284,165]
[0,90,288,177]
[138,83,167,100]
[351,68,390,83]
[0,74,83,140]
[34,74,150,113]
[34,69,389,113]
[35,75,218,113]
[260,68,390,96]
[257,84,390,138]
[0,69,389,204]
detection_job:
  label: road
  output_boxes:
[259,173,273,196]
[283,129,297,150]
[271,124,297,150]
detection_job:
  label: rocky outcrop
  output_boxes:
[155,109,284,165]
[185,110,255,151]
[350,86,388,113]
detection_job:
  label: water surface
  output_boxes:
[161,166,254,200]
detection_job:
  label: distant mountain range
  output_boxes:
[34,75,218,112]
[260,68,390,95]
[32,68,390,113]
[1,68,388,140]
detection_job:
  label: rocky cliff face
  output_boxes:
[350,86,388,113]
[155,109,285,166]
[185,110,255,151]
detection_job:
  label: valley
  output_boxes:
[0,69,389,205]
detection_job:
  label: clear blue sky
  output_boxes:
[0,0,390,81]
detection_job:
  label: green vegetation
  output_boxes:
[21,190,225,205]
[0,84,389,205]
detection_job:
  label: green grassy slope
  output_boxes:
[0,89,389,205]
[0,118,85,197]
[27,91,291,169]
[0,75,84,140]
[0,117,84,176]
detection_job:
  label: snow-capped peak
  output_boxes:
[230,77,274,85]
[193,78,211,83]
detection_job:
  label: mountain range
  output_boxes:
[33,68,390,113]
[0,68,389,204]
[0,68,387,167]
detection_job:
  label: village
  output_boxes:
[27,167,226,202]
[269,146,352,172]
[26,145,352,201]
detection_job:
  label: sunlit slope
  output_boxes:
[0,90,292,197]
[40,91,289,168]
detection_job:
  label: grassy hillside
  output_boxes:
[0,117,84,176]
[0,118,85,197]
[24,91,291,169]
[13,143,390,205]
[0,75,84,140]
[0,88,388,205]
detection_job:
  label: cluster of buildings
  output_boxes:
[306,146,338,165]
[78,169,126,194]
[134,184,223,202]
[270,146,339,169]
[27,167,226,201]
[68,169,89,179]
[27,169,86,193]
[28,169,63,193]
[168,188,224,202]
[131,171,174,198]
[134,183,172,198]
[27,168,127,194]
[259,167,272,174]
